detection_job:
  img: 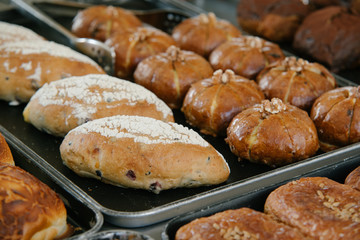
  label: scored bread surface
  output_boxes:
[60,115,230,193]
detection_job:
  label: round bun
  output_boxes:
[236,0,311,42]
[310,86,360,152]
[0,21,44,44]
[256,56,336,111]
[172,13,242,57]
[134,45,213,109]
[345,166,360,191]
[71,5,142,42]
[0,132,14,166]
[182,69,265,137]
[209,36,285,79]
[226,98,319,167]
[0,164,72,239]
[105,27,176,79]
[293,6,360,72]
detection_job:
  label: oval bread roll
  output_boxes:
[60,115,230,193]
[23,74,174,137]
[0,132,14,165]
[0,164,72,240]
[0,21,44,44]
[0,40,105,103]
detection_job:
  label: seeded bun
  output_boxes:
[60,115,230,194]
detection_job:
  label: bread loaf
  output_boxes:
[0,164,72,240]
[175,208,309,240]
[265,177,360,239]
[23,74,174,137]
[345,166,360,191]
[0,21,44,44]
[0,132,14,165]
[60,115,230,194]
[0,40,105,103]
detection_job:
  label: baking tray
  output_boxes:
[162,153,360,240]
[0,125,104,240]
[1,0,360,228]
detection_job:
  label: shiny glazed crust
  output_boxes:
[256,56,336,110]
[172,13,241,57]
[23,74,174,137]
[0,164,71,240]
[175,208,309,240]
[134,46,213,109]
[182,70,265,137]
[71,5,142,41]
[0,132,14,165]
[105,27,176,79]
[265,177,360,239]
[310,86,360,152]
[209,36,285,79]
[0,41,105,103]
[345,166,360,191]
[60,115,230,194]
[226,98,319,167]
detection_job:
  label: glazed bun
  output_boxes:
[134,45,213,109]
[345,166,360,191]
[0,132,14,165]
[226,98,319,167]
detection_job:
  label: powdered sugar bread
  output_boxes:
[0,40,105,104]
[60,115,230,193]
[23,74,174,137]
[0,21,44,44]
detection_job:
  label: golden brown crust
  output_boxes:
[0,41,105,103]
[172,13,242,57]
[71,5,142,42]
[256,56,336,111]
[0,164,72,240]
[310,86,360,152]
[175,207,309,240]
[236,0,312,42]
[182,69,265,137]
[0,132,14,166]
[265,177,360,239]
[105,27,176,79]
[209,36,285,79]
[134,45,213,109]
[345,166,360,191]
[226,98,319,167]
[60,115,230,194]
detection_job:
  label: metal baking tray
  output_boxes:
[1,0,360,229]
[0,125,104,240]
[162,153,360,240]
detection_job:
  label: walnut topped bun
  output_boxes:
[172,12,242,57]
[175,207,309,240]
[257,56,336,111]
[310,86,360,152]
[105,27,176,79]
[0,132,14,166]
[134,45,213,109]
[226,98,319,167]
[0,21,44,45]
[209,36,285,79]
[71,5,142,42]
[182,69,265,137]
[0,164,72,239]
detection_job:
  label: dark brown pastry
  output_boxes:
[265,177,360,239]
[309,0,348,8]
[257,56,336,111]
[0,164,72,239]
[310,86,360,152]
[175,207,309,240]
[0,132,14,165]
[209,36,285,79]
[352,0,360,14]
[134,45,213,109]
[236,0,312,42]
[345,166,360,191]
[293,6,360,72]
[226,98,319,167]
[182,69,265,137]
[172,12,242,58]
[71,5,142,42]
[105,27,176,79]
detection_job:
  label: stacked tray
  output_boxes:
[0,0,359,236]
